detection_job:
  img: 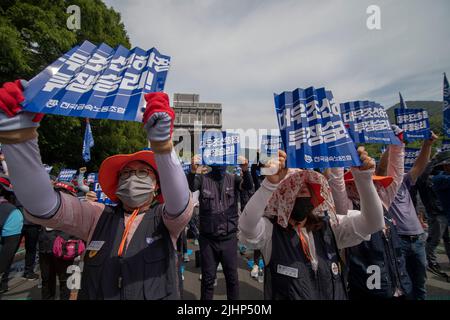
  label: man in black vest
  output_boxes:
[188,155,253,300]
[0,81,193,300]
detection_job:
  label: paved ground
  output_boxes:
[1,240,449,300]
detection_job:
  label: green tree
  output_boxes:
[0,0,149,172]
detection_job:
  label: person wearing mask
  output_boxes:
[383,133,437,299]
[239,148,385,300]
[0,175,23,293]
[328,139,412,300]
[417,151,450,278]
[0,80,193,300]
[188,154,253,300]
[38,181,85,300]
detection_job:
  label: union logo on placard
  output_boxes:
[304,155,313,163]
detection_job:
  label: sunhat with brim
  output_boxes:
[433,151,450,169]
[344,170,393,189]
[98,150,163,204]
[0,174,13,192]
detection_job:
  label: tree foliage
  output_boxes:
[0,0,149,172]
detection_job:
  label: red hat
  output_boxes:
[344,170,393,188]
[98,150,163,203]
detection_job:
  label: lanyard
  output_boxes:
[117,208,139,257]
[297,225,312,262]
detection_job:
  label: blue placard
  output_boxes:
[260,135,283,157]
[87,173,97,184]
[57,169,77,182]
[93,181,115,205]
[22,40,171,122]
[394,108,431,142]
[341,101,400,145]
[405,148,420,171]
[444,73,450,138]
[198,131,240,165]
[274,87,361,168]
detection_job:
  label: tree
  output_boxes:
[0,0,149,172]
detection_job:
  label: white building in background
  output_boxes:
[173,93,222,132]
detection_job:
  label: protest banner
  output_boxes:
[274,87,361,168]
[23,40,170,122]
[405,148,420,171]
[198,131,240,165]
[57,169,77,182]
[260,134,283,157]
[340,100,400,145]
[395,108,431,142]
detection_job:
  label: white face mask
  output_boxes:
[115,175,155,209]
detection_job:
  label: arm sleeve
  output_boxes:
[382,144,405,209]
[333,167,385,249]
[77,172,90,194]
[327,167,353,215]
[2,138,59,217]
[154,149,191,217]
[238,178,277,263]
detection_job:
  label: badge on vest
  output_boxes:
[146,235,162,245]
[86,240,105,258]
[331,262,340,276]
[277,264,299,278]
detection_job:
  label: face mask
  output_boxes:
[290,197,314,223]
[210,166,226,180]
[116,175,155,209]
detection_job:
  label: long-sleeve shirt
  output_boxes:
[2,138,193,249]
[238,168,384,266]
[432,172,450,220]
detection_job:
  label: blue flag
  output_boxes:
[57,169,77,182]
[394,108,431,142]
[399,92,408,109]
[22,40,170,122]
[274,87,361,169]
[82,120,94,162]
[340,100,400,145]
[444,73,450,138]
[405,148,420,171]
[198,131,240,165]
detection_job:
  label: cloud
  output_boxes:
[104,0,450,129]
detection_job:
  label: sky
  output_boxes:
[104,0,450,130]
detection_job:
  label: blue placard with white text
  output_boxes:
[395,108,431,142]
[23,40,171,122]
[405,148,420,171]
[198,131,240,165]
[274,87,361,168]
[57,169,77,182]
[341,100,400,145]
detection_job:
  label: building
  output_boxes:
[173,93,222,132]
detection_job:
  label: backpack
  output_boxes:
[52,235,85,260]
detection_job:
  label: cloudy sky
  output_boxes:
[104,0,450,130]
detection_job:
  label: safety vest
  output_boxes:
[346,209,412,298]
[199,173,239,239]
[265,214,348,300]
[78,204,179,300]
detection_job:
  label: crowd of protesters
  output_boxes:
[0,79,449,300]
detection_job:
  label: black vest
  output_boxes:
[346,209,412,298]
[199,173,238,238]
[265,215,348,300]
[0,202,18,236]
[78,204,179,300]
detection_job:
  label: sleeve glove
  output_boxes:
[0,80,45,144]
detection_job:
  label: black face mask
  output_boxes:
[210,166,226,181]
[290,197,314,223]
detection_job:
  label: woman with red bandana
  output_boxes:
[238,148,384,300]
[0,80,193,300]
